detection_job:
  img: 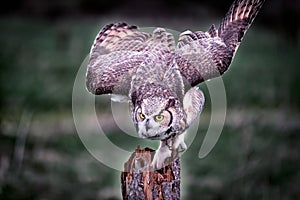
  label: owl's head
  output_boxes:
[132,96,183,140]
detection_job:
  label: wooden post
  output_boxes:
[121,147,180,200]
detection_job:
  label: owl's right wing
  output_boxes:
[86,23,175,96]
[175,0,265,87]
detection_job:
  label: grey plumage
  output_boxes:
[86,0,265,169]
[176,0,265,85]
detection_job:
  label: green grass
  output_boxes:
[183,124,300,200]
[0,18,299,199]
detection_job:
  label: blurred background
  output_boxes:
[1,0,299,199]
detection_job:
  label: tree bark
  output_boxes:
[121,147,180,200]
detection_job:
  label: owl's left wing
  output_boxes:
[175,0,265,87]
[86,23,150,96]
[86,23,175,96]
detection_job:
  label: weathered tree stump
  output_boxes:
[121,147,180,200]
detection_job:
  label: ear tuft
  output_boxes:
[131,91,137,105]
[166,98,176,108]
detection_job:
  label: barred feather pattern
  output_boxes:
[86,0,265,94]
[176,0,265,85]
[86,23,176,95]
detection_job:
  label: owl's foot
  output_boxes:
[152,133,187,170]
[173,132,187,153]
[152,141,172,170]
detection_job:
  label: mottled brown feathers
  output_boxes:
[86,0,265,95]
[175,0,265,85]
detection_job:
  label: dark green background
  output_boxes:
[1,0,299,199]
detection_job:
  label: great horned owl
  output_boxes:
[86,0,265,169]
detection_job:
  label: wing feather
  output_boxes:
[176,0,265,86]
[86,23,176,95]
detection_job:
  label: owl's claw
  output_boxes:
[173,132,187,152]
[152,141,172,170]
[152,132,187,170]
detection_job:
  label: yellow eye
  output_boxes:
[139,113,145,120]
[154,115,164,121]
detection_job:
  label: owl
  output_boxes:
[86,0,265,169]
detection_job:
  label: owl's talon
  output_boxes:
[152,133,188,169]
[178,144,186,153]
[173,132,187,152]
[152,141,172,170]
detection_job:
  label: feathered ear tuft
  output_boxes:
[131,91,138,106]
[166,98,176,109]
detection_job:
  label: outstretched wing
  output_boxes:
[175,0,265,86]
[86,23,175,96]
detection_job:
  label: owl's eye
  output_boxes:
[154,115,164,121]
[139,113,145,120]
